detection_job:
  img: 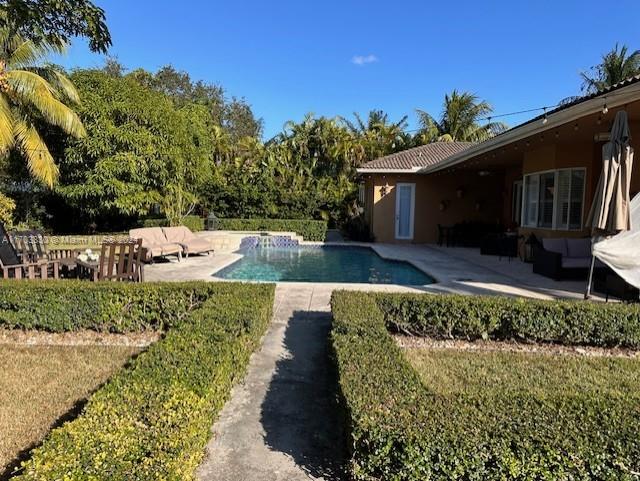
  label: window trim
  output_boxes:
[521,167,586,231]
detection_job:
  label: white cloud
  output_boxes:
[351,54,378,66]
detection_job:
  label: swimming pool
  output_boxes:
[214,246,434,285]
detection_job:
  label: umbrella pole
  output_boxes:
[585,255,596,300]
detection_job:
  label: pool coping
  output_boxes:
[208,241,440,289]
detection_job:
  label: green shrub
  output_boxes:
[216,218,327,241]
[377,293,640,348]
[12,282,275,481]
[0,281,220,332]
[331,291,640,481]
[141,215,205,232]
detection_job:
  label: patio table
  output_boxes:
[76,258,100,281]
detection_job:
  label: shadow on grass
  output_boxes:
[0,347,147,481]
[260,310,348,480]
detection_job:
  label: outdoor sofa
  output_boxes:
[533,237,604,280]
[162,226,214,258]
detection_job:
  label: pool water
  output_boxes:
[214,246,434,285]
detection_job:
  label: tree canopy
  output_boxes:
[0,0,111,53]
[581,43,640,93]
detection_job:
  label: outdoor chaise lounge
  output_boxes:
[162,226,214,258]
[129,227,183,262]
[533,237,603,280]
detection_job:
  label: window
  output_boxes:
[522,168,585,230]
[512,180,523,223]
[358,183,366,205]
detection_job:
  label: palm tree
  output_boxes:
[340,110,412,161]
[416,90,506,143]
[0,27,85,187]
[581,43,640,94]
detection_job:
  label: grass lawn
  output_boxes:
[0,344,140,475]
[404,347,640,399]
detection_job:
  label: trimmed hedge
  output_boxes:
[0,281,220,332]
[378,292,640,348]
[11,282,275,481]
[216,218,327,241]
[142,215,205,232]
[331,291,640,480]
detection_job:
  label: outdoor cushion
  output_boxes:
[542,238,568,257]
[566,238,591,259]
[162,226,213,256]
[561,257,591,269]
[129,227,183,260]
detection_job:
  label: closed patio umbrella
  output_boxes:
[585,110,634,298]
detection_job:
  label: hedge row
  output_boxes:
[0,281,221,332]
[377,292,640,348]
[142,215,205,232]
[12,282,275,481]
[216,218,327,241]
[331,291,640,480]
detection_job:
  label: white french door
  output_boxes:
[395,183,415,240]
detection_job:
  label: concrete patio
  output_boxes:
[145,233,601,301]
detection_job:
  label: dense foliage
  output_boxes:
[331,291,640,480]
[0,0,111,53]
[377,292,640,347]
[0,280,222,332]
[7,281,274,481]
[142,215,205,232]
[581,43,640,93]
[217,218,327,241]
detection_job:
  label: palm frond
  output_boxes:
[5,38,46,69]
[0,95,14,152]
[13,119,59,187]
[28,67,81,104]
[8,70,85,137]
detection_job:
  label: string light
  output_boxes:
[542,107,548,125]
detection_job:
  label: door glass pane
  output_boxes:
[524,175,539,227]
[397,185,412,237]
[569,170,585,229]
[538,172,555,228]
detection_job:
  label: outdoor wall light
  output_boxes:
[380,182,390,197]
[456,187,465,198]
[439,200,449,211]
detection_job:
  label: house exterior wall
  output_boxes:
[364,171,504,243]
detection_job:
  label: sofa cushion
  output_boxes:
[130,227,167,246]
[162,226,195,244]
[561,257,591,269]
[566,238,591,259]
[542,238,568,257]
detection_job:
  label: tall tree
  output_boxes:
[0,0,111,53]
[0,27,85,187]
[340,109,411,162]
[581,43,640,93]
[416,90,506,143]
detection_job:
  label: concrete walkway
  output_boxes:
[196,284,346,481]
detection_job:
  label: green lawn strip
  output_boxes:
[0,345,139,473]
[217,218,327,241]
[331,291,640,481]
[4,282,274,481]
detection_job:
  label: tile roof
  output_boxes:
[360,141,475,171]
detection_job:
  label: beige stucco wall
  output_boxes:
[365,172,504,243]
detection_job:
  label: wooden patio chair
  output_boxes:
[9,229,79,262]
[81,238,144,282]
[0,224,60,280]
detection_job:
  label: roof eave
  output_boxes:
[356,167,422,174]
[417,80,640,174]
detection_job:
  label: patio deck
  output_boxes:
[144,236,601,301]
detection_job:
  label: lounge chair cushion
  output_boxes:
[566,238,591,258]
[542,238,568,257]
[162,226,213,255]
[129,227,183,260]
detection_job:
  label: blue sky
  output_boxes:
[55,0,640,139]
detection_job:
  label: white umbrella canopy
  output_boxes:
[586,110,634,233]
[585,110,636,297]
